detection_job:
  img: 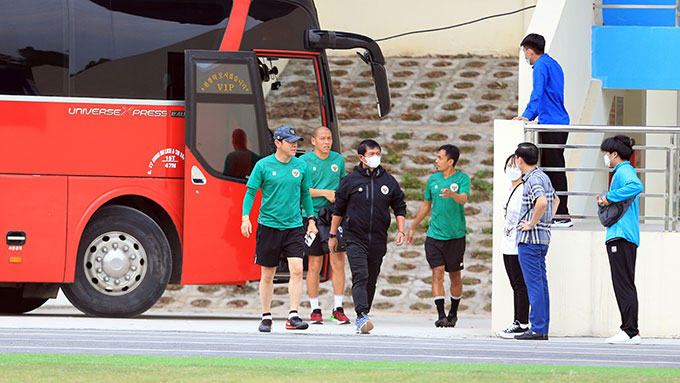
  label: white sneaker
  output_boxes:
[551,219,573,228]
[606,330,642,344]
[496,320,529,339]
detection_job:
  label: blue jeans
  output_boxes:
[518,243,550,335]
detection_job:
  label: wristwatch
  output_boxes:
[329,233,337,238]
[307,216,316,223]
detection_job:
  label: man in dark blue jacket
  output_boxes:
[514,33,572,228]
[329,139,407,334]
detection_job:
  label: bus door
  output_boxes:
[182,50,269,284]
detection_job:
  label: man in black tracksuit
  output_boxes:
[329,139,407,334]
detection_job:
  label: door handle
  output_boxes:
[7,231,26,245]
[191,166,207,185]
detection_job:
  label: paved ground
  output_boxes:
[1,308,679,368]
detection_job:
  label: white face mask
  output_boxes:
[506,167,522,182]
[603,153,611,168]
[364,154,381,169]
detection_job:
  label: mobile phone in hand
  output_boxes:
[304,232,316,247]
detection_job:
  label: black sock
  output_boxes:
[448,296,460,319]
[434,298,446,319]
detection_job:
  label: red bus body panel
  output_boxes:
[0,175,67,282]
[181,150,261,284]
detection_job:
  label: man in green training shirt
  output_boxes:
[406,144,470,328]
[241,125,318,333]
[300,126,351,325]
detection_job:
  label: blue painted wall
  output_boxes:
[603,0,676,26]
[592,26,680,89]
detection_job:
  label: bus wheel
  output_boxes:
[0,288,48,314]
[62,205,172,317]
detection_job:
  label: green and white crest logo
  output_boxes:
[450,183,459,192]
[331,164,339,172]
[292,169,300,178]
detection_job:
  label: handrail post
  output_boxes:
[676,0,679,27]
[665,138,672,232]
[674,133,679,231]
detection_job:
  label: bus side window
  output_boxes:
[0,0,67,96]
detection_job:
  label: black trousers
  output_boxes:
[606,238,639,338]
[503,254,530,324]
[539,131,570,216]
[345,240,386,316]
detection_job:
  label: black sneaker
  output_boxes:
[446,315,458,328]
[497,320,529,339]
[286,316,309,330]
[258,319,272,333]
[515,330,548,340]
[434,317,449,328]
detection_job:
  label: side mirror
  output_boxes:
[305,30,391,118]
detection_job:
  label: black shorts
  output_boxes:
[302,217,346,256]
[303,218,324,257]
[425,236,465,272]
[255,224,304,267]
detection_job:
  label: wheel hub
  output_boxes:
[83,231,147,296]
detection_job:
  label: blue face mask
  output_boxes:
[525,57,531,65]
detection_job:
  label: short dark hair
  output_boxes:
[600,135,635,160]
[357,139,381,156]
[504,153,517,172]
[515,142,539,165]
[521,33,545,55]
[438,144,460,166]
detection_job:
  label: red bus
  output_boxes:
[0,0,390,317]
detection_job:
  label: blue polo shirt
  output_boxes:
[522,54,570,125]
[604,161,643,246]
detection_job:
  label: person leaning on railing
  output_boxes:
[513,33,572,228]
[598,135,643,345]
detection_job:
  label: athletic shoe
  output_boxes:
[286,316,309,330]
[552,219,573,228]
[310,309,323,325]
[514,330,548,340]
[607,331,642,345]
[496,320,529,339]
[446,315,458,328]
[434,317,449,328]
[330,307,351,325]
[355,314,374,334]
[258,319,272,333]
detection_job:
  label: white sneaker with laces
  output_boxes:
[551,219,574,228]
[606,330,641,344]
[496,320,529,339]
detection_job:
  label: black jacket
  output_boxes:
[333,164,407,244]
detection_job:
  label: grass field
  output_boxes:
[1,354,679,383]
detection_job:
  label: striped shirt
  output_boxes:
[517,167,557,245]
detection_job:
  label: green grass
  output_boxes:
[1,354,679,383]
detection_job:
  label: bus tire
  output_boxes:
[0,288,48,314]
[62,205,172,317]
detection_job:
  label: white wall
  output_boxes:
[493,120,680,338]
[315,0,536,56]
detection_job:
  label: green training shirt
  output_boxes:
[300,150,345,217]
[242,154,313,229]
[424,170,471,240]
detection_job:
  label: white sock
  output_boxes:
[334,294,343,310]
[262,313,272,320]
[288,310,299,319]
[309,297,320,310]
[520,323,529,329]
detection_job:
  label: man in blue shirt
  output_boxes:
[513,33,572,228]
[598,135,643,345]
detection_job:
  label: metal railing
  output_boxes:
[593,1,680,27]
[524,124,680,232]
